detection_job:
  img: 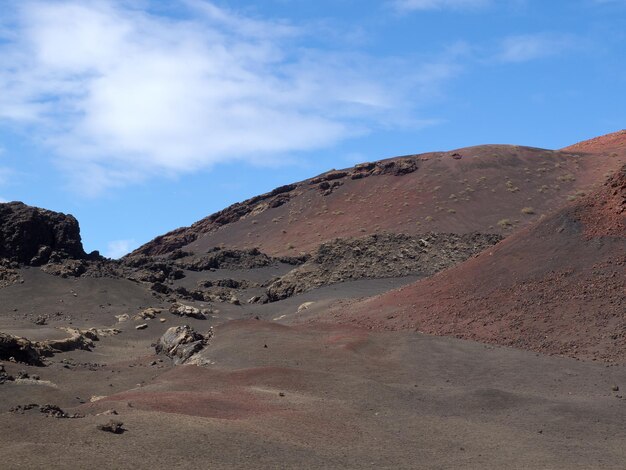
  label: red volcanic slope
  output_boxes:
[321,161,626,362]
[131,138,626,258]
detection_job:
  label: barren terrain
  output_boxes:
[1,131,625,469]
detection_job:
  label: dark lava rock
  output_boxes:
[0,202,91,265]
[10,403,82,418]
[155,325,213,365]
[0,332,43,366]
[266,232,503,302]
[39,404,70,418]
[0,363,14,384]
[0,261,21,288]
[177,247,273,271]
[97,420,125,434]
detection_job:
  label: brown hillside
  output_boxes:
[319,164,626,362]
[131,142,626,258]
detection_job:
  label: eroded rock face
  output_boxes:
[0,333,44,365]
[0,328,119,366]
[177,247,273,271]
[155,325,213,365]
[0,202,89,265]
[266,232,503,302]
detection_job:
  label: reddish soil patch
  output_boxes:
[320,165,626,362]
[563,129,626,154]
[101,389,271,420]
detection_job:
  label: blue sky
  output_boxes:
[0,0,624,257]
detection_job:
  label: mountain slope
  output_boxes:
[320,162,626,361]
[131,139,626,258]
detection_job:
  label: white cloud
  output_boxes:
[497,33,574,63]
[0,1,450,195]
[392,0,491,11]
[105,239,135,259]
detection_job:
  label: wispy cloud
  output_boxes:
[497,33,575,63]
[0,1,452,195]
[105,239,136,259]
[392,0,491,12]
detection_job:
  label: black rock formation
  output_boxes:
[0,202,93,265]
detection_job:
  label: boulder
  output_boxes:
[138,307,161,319]
[97,420,125,434]
[155,325,213,365]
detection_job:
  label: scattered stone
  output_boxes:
[96,409,118,416]
[612,384,620,392]
[97,420,125,434]
[33,315,47,326]
[155,325,213,365]
[10,403,39,413]
[247,296,261,304]
[40,404,69,418]
[138,307,161,319]
[135,324,148,330]
[10,403,82,418]
[0,363,14,384]
[297,302,315,312]
[279,392,285,397]
[159,318,166,323]
[169,303,207,320]
[115,314,130,323]
[0,263,22,288]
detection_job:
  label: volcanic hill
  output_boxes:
[132,139,625,258]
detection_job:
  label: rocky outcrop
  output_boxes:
[266,232,502,301]
[0,328,119,365]
[0,332,44,365]
[155,325,213,365]
[177,247,273,271]
[0,202,92,265]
